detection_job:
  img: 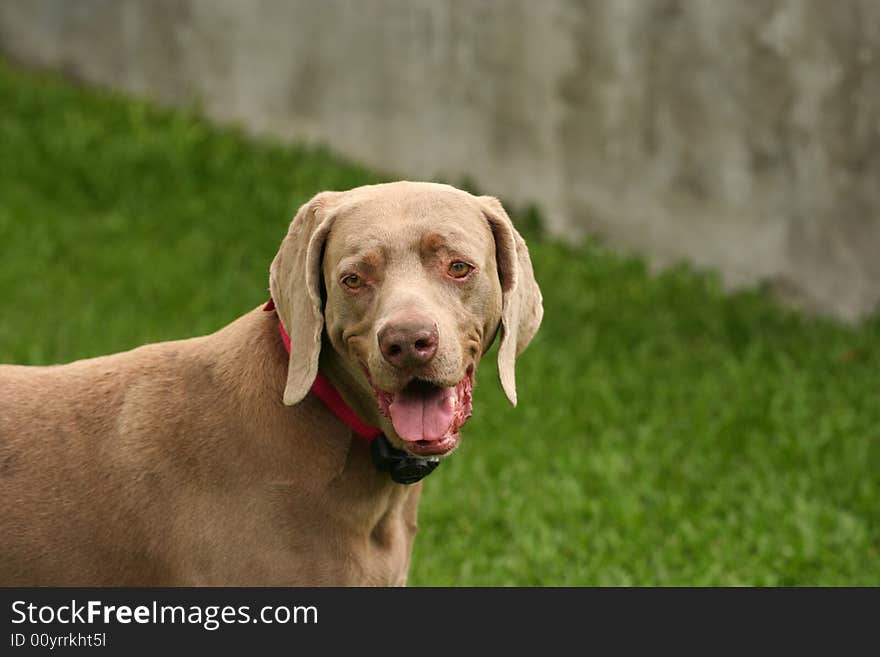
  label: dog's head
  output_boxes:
[269,181,542,457]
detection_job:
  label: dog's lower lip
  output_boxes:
[406,433,459,456]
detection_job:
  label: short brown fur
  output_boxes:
[0,181,542,585]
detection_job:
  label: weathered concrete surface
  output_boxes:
[1,0,878,319]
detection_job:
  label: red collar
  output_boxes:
[263,299,382,442]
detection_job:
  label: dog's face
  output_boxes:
[320,188,503,456]
[270,181,542,457]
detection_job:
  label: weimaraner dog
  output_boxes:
[0,181,543,585]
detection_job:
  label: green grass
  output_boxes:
[2,61,879,586]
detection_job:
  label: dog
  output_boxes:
[0,181,543,585]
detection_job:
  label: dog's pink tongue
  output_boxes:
[389,385,457,442]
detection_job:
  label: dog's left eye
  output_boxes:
[448,262,473,278]
[342,274,365,289]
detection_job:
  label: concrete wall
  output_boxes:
[1,0,878,320]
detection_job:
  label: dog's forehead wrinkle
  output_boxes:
[335,247,385,273]
[419,226,484,255]
[326,224,388,262]
[394,215,493,261]
[337,185,483,226]
[331,218,488,272]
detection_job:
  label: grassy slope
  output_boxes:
[1,62,878,585]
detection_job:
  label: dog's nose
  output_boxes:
[378,320,439,369]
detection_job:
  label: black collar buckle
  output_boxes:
[370,434,440,485]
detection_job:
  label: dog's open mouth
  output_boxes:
[374,368,474,457]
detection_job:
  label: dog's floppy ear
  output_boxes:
[269,192,341,406]
[480,196,543,406]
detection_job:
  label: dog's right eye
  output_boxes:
[342,274,365,289]
[448,261,474,279]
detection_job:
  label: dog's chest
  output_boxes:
[307,472,422,586]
